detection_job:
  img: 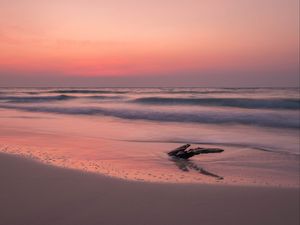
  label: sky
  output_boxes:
[0,0,299,87]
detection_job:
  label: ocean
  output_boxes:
[0,87,299,186]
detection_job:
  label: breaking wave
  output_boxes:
[47,89,127,94]
[0,104,298,129]
[132,97,300,110]
[0,95,76,103]
[0,95,123,103]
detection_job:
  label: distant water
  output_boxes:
[0,87,299,154]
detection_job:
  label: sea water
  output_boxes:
[0,87,299,186]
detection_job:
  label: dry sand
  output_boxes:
[0,153,299,225]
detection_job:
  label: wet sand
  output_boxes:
[0,109,299,187]
[0,152,299,225]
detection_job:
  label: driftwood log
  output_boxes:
[168,144,224,179]
[168,144,224,159]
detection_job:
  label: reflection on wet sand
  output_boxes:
[171,157,223,180]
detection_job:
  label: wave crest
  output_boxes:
[0,95,75,103]
[132,97,300,110]
[0,104,298,129]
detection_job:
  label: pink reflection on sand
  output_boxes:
[0,109,299,187]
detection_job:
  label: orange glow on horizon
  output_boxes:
[0,0,298,83]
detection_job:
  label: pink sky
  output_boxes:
[0,0,299,86]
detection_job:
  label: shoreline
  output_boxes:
[1,142,299,188]
[0,142,300,188]
[1,150,299,188]
[0,108,299,188]
[0,152,299,225]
